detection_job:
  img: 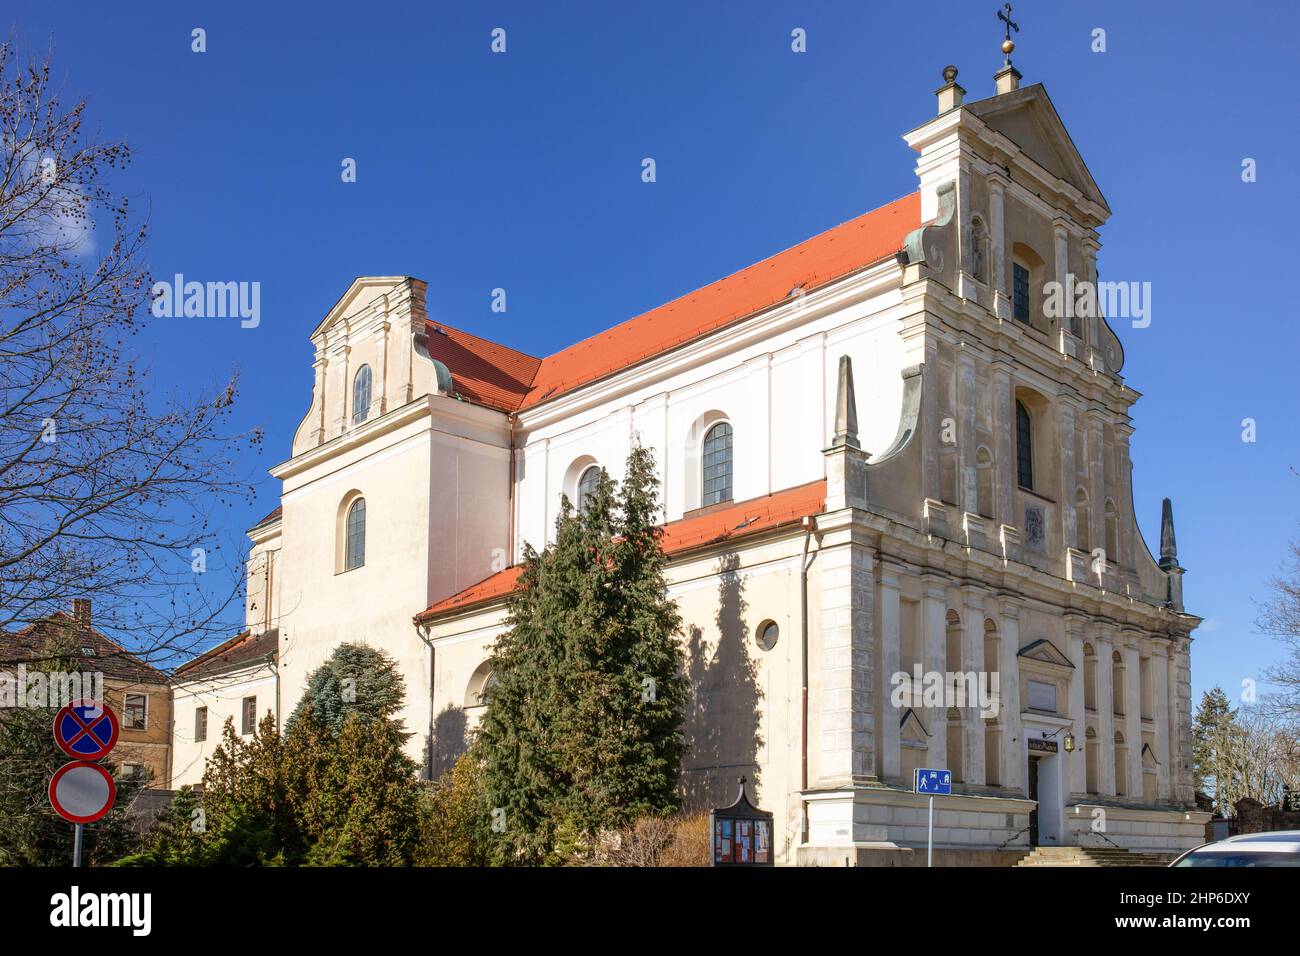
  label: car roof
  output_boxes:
[1200,830,1300,850]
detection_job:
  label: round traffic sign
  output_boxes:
[48,761,116,824]
[53,700,119,760]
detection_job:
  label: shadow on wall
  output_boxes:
[427,705,468,779]
[680,552,764,813]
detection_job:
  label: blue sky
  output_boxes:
[8,0,1297,703]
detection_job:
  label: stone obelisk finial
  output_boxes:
[831,354,860,449]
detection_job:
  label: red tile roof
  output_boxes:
[424,193,918,415]
[174,629,278,680]
[2,613,170,684]
[424,322,541,413]
[417,479,825,621]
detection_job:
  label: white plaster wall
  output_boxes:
[513,272,909,557]
[171,668,278,788]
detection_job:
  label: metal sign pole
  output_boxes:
[927,795,934,867]
[72,823,83,868]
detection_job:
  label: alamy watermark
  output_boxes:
[0,666,103,709]
[1043,272,1151,329]
[889,666,1000,719]
[151,273,261,328]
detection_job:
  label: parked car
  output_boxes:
[1170,830,1300,866]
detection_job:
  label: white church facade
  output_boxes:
[172,59,1209,864]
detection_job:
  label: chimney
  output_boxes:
[935,65,964,114]
[72,599,91,629]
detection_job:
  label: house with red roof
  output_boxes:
[177,57,1206,863]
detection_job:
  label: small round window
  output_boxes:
[755,620,779,652]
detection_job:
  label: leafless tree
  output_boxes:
[1258,536,1300,722]
[0,43,258,667]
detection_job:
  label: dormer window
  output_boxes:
[352,365,372,425]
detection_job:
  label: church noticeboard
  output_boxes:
[711,777,774,867]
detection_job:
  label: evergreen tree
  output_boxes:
[287,710,423,866]
[197,713,297,864]
[113,786,207,866]
[477,444,686,863]
[415,752,492,866]
[286,642,406,735]
[1193,686,1238,815]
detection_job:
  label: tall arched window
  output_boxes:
[1083,642,1097,711]
[1112,650,1125,717]
[1075,488,1091,553]
[976,446,994,518]
[577,465,600,512]
[352,364,373,425]
[1085,727,1099,794]
[1015,400,1034,490]
[702,421,733,506]
[971,217,989,285]
[1104,499,1119,562]
[344,498,366,570]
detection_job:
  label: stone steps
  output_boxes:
[1015,846,1172,867]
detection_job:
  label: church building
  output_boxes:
[173,51,1208,864]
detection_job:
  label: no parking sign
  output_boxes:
[53,699,119,760]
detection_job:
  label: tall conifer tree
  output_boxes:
[477,445,686,863]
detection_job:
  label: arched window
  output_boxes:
[1085,727,1100,794]
[1012,261,1031,324]
[1015,400,1034,490]
[971,217,989,285]
[344,498,366,570]
[466,661,496,708]
[1112,650,1125,717]
[945,609,962,675]
[577,465,600,512]
[1114,731,1128,795]
[976,446,994,518]
[352,364,372,425]
[701,421,733,506]
[1075,488,1091,553]
[1104,499,1119,562]
[1083,643,1097,711]
[983,619,999,677]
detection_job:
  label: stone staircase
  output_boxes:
[1015,846,1173,867]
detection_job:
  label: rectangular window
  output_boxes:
[1027,679,1057,713]
[241,696,257,736]
[124,693,148,730]
[194,706,208,743]
[120,763,145,781]
[1013,262,1031,324]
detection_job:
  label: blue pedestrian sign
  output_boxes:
[53,700,119,761]
[914,767,952,795]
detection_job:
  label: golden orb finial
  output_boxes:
[1001,38,1015,56]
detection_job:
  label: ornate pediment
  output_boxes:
[899,708,930,745]
[965,84,1109,216]
[1017,638,1075,669]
